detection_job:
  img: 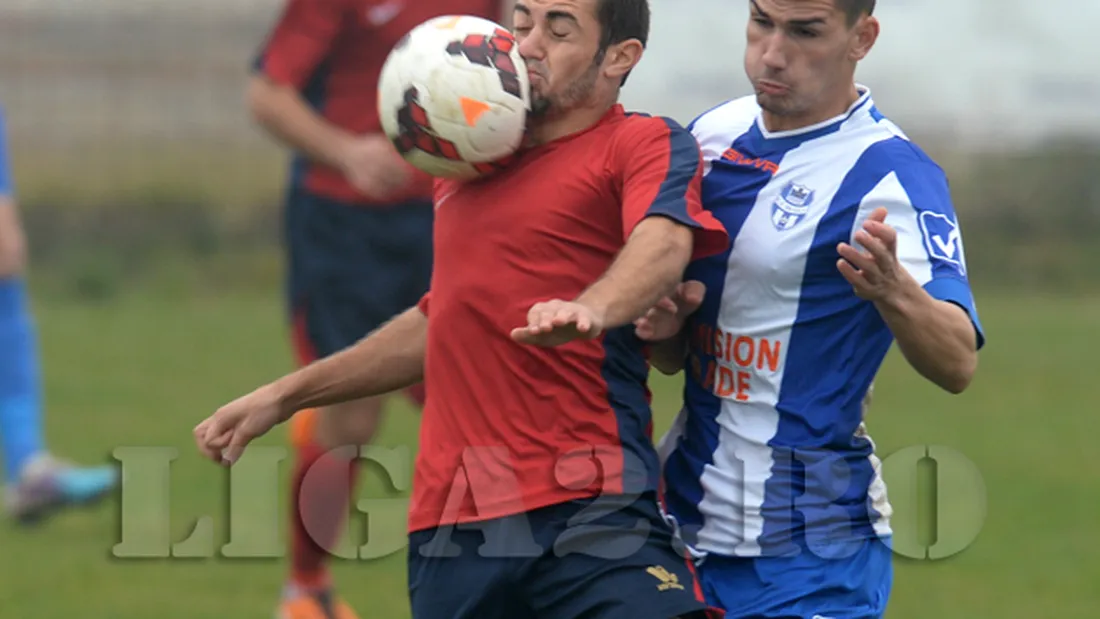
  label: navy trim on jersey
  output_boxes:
[642,118,709,230]
[600,326,660,496]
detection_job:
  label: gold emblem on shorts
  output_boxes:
[646,565,685,591]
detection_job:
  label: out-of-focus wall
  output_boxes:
[2,0,1098,291]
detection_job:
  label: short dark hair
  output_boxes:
[835,0,875,25]
[594,0,649,86]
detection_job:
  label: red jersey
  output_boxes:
[409,105,729,533]
[253,0,502,205]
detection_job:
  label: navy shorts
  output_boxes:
[284,188,433,362]
[407,492,718,619]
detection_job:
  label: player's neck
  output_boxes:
[761,83,862,133]
[527,103,612,146]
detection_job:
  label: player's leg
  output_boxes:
[523,492,721,619]
[407,520,534,619]
[279,196,434,619]
[0,118,116,524]
[698,537,893,618]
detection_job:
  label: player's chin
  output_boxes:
[528,94,552,117]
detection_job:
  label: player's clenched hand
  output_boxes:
[193,384,290,466]
[837,207,906,302]
[339,134,411,200]
[511,300,605,347]
[634,281,706,341]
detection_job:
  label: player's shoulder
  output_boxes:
[683,95,760,158]
[856,112,948,183]
[688,96,760,141]
[613,110,691,141]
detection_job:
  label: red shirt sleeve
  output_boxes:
[617,116,729,260]
[253,0,348,89]
[417,292,431,316]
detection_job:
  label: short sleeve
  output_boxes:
[252,0,349,89]
[0,108,12,198]
[852,155,985,349]
[417,292,431,317]
[617,116,729,260]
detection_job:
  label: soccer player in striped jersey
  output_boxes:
[638,0,986,617]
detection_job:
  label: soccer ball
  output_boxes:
[378,15,531,180]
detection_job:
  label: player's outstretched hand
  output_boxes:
[193,384,290,466]
[511,300,605,347]
[837,207,904,302]
[339,134,411,200]
[634,281,706,342]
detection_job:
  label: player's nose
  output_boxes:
[517,28,547,61]
[761,33,788,70]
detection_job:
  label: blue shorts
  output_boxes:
[407,492,720,619]
[698,538,893,619]
[284,187,433,361]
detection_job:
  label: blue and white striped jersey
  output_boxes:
[658,87,985,559]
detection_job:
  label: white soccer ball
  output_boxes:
[378,15,531,180]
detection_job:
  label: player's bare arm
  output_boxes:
[0,196,27,277]
[838,207,978,394]
[247,77,409,198]
[512,216,694,346]
[194,306,427,464]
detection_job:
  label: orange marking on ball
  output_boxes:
[460,97,491,127]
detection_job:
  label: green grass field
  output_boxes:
[0,287,1096,618]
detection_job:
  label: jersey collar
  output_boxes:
[748,85,875,154]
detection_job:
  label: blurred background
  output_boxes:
[0,0,1097,617]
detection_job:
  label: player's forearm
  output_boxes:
[273,306,427,412]
[577,217,693,329]
[875,273,978,394]
[247,76,354,172]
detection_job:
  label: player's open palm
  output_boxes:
[635,280,706,342]
[511,300,605,347]
[193,384,289,466]
[837,207,904,302]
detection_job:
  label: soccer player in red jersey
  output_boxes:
[249,1,510,617]
[201,0,729,617]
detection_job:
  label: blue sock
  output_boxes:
[0,278,44,483]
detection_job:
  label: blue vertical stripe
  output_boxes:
[759,141,897,559]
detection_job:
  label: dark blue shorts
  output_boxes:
[407,492,719,619]
[284,188,433,362]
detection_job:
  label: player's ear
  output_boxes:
[601,39,644,83]
[848,15,879,62]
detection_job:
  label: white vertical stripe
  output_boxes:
[850,170,935,286]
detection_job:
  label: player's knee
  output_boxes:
[316,397,386,447]
[0,203,27,278]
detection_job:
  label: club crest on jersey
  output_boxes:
[771,182,814,230]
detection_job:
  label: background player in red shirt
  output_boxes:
[248,1,510,618]
[205,0,728,617]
